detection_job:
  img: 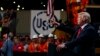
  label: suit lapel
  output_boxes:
[76,24,90,38]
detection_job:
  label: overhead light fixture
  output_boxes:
[41,2,43,4]
[43,5,46,7]
[17,5,20,8]
[13,1,16,4]
[61,9,64,11]
[1,7,4,11]
[22,7,24,10]
[17,8,19,11]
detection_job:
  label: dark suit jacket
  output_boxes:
[47,43,58,56]
[65,24,99,56]
[56,23,75,37]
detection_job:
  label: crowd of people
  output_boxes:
[0,32,68,56]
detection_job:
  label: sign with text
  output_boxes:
[30,10,60,38]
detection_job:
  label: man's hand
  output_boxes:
[57,43,65,48]
[50,18,60,26]
[56,43,66,51]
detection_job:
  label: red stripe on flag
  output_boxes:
[47,0,54,17]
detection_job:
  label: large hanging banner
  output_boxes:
[30,10,60,38]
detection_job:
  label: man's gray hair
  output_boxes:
[78,12,91,23]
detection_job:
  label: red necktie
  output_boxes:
[77,28,82,38]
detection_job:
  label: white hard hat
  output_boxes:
[39,34,44,37]
[48,33,53,37]
[54,35,57,39]
[32,35,38,39]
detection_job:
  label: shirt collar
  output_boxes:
[81,23,88,29]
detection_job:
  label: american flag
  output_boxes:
[47,0,54,18]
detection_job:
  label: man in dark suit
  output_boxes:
[1,33,14,56]
[47,33,58,56]
[57,12,99,56]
